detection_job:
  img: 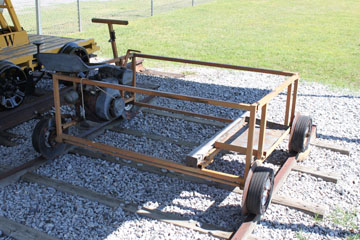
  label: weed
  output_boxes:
[296,230,308,240]
[314,213,323,222]
[331,208,360,240]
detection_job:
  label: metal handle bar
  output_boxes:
[91,18,128,25]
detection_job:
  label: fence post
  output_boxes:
[151,0,154,16]
[192,0,194,6]
[35,0,42,35]
[77,0,82,32]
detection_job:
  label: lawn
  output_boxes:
[20,0,360,89]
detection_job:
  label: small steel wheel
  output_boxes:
[32,118,66,159]
[289,115,312,153]
[0,60,27,109]
[245,167,274,215]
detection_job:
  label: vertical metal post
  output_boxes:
[244,106,257,180]
[132,55,137,103]
[35,0,42,35]
[290,78,298,126]
[284,83,292,126]
[77,0,82,32]
[192,0,194,6]
[151,0,154,16]
[107,23,118,59]
[257,104,267,159]
[52,75,63,141]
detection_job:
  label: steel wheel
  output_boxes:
[289,115,312,153]
[32,118,67,159]
[245,167,274,215]
[0,60,27,109]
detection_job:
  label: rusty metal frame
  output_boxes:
[51,53,300,188]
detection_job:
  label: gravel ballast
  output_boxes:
[0,66,359,240]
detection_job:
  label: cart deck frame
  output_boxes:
[0,34,99,70]
[50,52,299,188]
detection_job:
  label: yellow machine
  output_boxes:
[0,0,99,109]
[0,0,29,49]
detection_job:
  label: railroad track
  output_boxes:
[0,98,349,240]
[0,87,72,134]
[0,79,163,147]
[0,65,351,239]
[0,79,159,180]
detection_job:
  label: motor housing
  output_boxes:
[98,65,133,85]
[83,77,125,121]
[61,64,133,122]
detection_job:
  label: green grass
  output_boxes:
[313,213,322,222]
[296,230,308,240]
[331,208,360,240]
[14,0,212,35]
[16,0,360,89]
[331,208,359,230]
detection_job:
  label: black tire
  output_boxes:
[289,115,312,153]
[245,167,274,215]
[32,118,66,159]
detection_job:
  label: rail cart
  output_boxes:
[32,19,313,216]
[0,0,99,110]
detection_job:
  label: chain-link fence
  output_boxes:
[10,0,214,36]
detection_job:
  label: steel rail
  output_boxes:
[0,119,115,184]
[0,87,71,132]
[0,93,157,185]
[0,156,46,182]
[231,155,297,240]
[45,53,312,240]
[231,126,317,240]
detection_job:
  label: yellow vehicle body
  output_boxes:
[0,0,99,110]
[0,0,30,49]
[0,0,99,70]
[0,34,99,70]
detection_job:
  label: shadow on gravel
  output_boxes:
[205,152,247,176]
[262,149,290,166]
[317,133,360,144]
[280,92,360,99]
[138,75,273,120]
[260,219,357,239]
[114,77,295,231]
[205,149,291,176]
[0,74,298,239]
